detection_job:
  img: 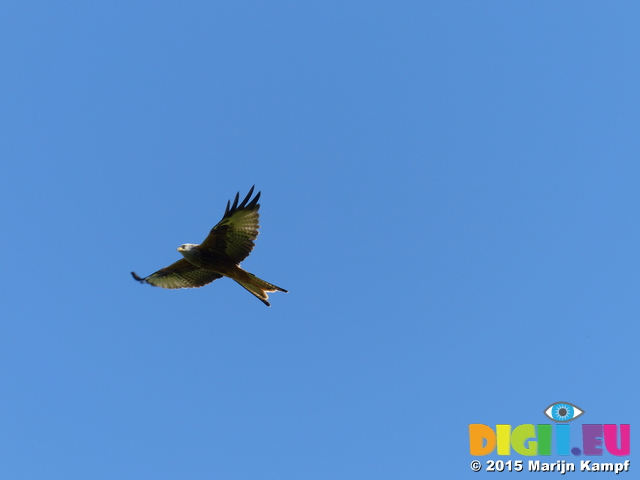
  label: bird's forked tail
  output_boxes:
[231,267,288,307]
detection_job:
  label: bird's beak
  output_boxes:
[177,246,183,252]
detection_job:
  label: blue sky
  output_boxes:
[1,2,638,478]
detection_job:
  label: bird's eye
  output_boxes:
[543,402,584,422]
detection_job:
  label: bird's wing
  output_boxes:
[200,186,261,264]
[131,259,223,289]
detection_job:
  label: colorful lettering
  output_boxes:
[583,425,604,456]
[603,424,630,456]
[537,424,552,455]
[556,424,571,456]
[469,424,495,455]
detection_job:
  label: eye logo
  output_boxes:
[543,402,584,422]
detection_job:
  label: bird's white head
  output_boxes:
[177,244,198,253]
[177,243,203,266]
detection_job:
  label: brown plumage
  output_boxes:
[131,186,287,306]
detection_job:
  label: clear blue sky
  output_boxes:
[1,2,638,478]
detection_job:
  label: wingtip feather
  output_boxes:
[131,271,145,282]
[223,186,261,217]
[231,192,240,211]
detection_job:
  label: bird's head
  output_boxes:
[177,244,198,253]
[177,243,203,266]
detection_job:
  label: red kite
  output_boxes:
[132,186,287,306]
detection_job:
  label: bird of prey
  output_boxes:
[131,186,287,306]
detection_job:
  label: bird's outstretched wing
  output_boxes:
[200,186,261,264]
[131,259,223,289]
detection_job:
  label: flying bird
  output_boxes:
[132,186,287,306]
